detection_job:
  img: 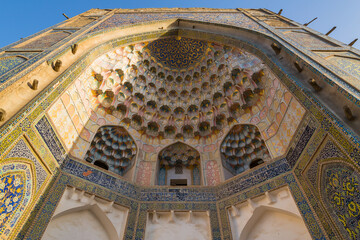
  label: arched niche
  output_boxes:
[239,206,311,240]
[84,126,137,177]
[42,204,118,240]
[157,142,202,186]
[319,162,360,240]
[42,186,129,240]
[220,124,270,179]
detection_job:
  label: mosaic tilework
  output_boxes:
[62,158,138,199]
[0,56,27,78]
[89,12,270,35]
[0,174,25,235]
[135,161,152,186]
[4,139,48,190]
[306,139,347,186]
[315,51,360,90]
[262,18,296,28]
[60,17,96,28]
[15,31,71,49]
[287,122,316,168]
[321,164,360,240]
[217,158,290,198]
[205,160,221,186]
[35,116,66,163]
[281,29,338,48]
[147,37,207,70]
[0,161,33,239]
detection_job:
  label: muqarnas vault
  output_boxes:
[0,8,360,240]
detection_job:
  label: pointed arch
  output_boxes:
[157,142,202,186]
[239,206,311,240]
[44,204,119,240]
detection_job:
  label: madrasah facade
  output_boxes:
[0,8,359,240]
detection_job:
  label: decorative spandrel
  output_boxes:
[220,124,270,175]
[84,126,137,176]
[322,165,360,240]
[0,174,25,233]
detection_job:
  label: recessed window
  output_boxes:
[94,160,109,170]
[170,179,187,186]
[250,159,264,169]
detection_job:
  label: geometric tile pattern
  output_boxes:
[282,30,338,48]
[147,37,208,70]
[4,139,48,190]
[89,13,270,35]
[306,139,346,185]
[0,56,27,78]
[15,31,71,49]
[266,98,306,157]
[35,116,66,163]
[205,160,221,186]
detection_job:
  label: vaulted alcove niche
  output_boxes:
[45,31,305,185]
[157,142,201,186]
[221,124,270,179]
[84,126,137,177]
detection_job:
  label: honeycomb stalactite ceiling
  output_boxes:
[84,126,137,176]
[87,36,271,139]
[159,142,200,167]
[221,124,270,175]
[147,37,208,71]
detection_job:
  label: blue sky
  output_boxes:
[0,0,359,49]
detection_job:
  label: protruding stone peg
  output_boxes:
[294,61,303,73]
[304,17,317,26]
[308,79,322,92]
[349,38,358,46]
[0,109,6,122]
[62,13,69,19]
[325,26,336,36]
[344,106,355,121]
[277,9,283,15]
[28,79,39,90]
[71,44,78,54]
[52,60,62,72]
[271,43,281,55]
